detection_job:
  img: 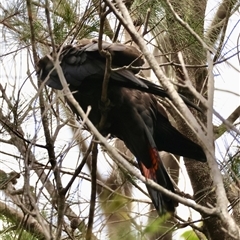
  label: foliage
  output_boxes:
[180,229,200,240]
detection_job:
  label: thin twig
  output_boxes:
[215,106,240,139]
[86,141,98,240]
[45,0,56,55]
[142,8,151,36]
[61,141,93,195]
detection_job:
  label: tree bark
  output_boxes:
[165,0,239,239]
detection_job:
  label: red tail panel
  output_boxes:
[139,147,159,180]
[138,147,177,214]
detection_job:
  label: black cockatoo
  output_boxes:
[37,39,206,215]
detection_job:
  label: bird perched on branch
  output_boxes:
[37,39,206,215]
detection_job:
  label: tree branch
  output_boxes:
[0,201,46,240]
[52,58,217,217]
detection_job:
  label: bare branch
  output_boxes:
[205,0,238,48]
[215,105,240,139]
[86,141,98,240]
[0,201,46,240]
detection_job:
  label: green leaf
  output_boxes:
[181,229,200,240]
[143,213,172,234]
